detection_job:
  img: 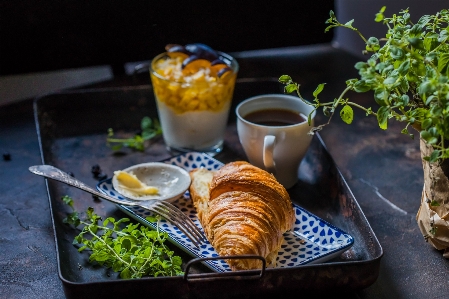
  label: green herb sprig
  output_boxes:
[62,195,183,279]
[280,7,449,163]
[107,116,162,151]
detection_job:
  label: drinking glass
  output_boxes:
[150,51,238,155]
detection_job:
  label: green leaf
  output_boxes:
[424,34,439,51]
[390,46,404,60]
[409,24,424,38]
[113,261,124,272]
[430,106,442,118]
[430,200,441,207]
[73,235,82,244]
[408,38,424,50]
[399,77,410,93]
[429,150,440,162]
[278,75,292,84]
[438,53,449,76]
[354,80,371,92]
[366,37,380,51]
[397,60,410,76]
[425,95,436,106]
[141,116,152,130]
[90,251,109,262]
[120,268,131,279]
[340,105,354,124]
[381,65,394,76]
[429,226,438,235]
[374,88,389,106]
[428,137,438,145]
[420,130,432,141]
[355,62,368,70]
[400,94,410,107]
[103,217,115,227]
[284,83,298,94]
[422,119,432,129]
[418,81,436,97]
[438,29,448,42]
[145,216,157,223]
[313,83,326,97]
[377,106,389,130]
[375,6,386,22]
[375,12,384,22]
[345,19,355,27]
[62,195,74,208]
[383,76,398,85]
[121,237,135,251]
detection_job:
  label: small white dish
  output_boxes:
[112,162,191,201]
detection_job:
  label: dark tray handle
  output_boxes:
[183,255,266,281]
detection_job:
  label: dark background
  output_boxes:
[0,0,334,76]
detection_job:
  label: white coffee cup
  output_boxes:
[236,94,316,189]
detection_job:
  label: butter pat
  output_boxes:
[114,171,159,196]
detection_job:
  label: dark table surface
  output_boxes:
[1,44,448,298]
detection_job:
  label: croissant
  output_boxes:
[189,161,295,271]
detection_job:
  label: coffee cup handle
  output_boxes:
[263,135,276,175]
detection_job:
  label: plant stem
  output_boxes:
[80,220,129,236]
[87,226,131,268]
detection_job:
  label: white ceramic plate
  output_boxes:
[97,152,354,272]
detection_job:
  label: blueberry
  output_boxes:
[3,152,11,161]
[91,164,102,177]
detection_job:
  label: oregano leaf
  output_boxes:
[278,75,292,83]
[429,150,440,162]
[285,83,298,93]
[340,105,354,124]
[430,200,441,207]
[345,19,355,27]
[438,53,449,75]
[313,83,326,97]
[377,106,389,130]
[61,196,184,279]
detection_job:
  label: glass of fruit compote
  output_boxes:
[150,43,239,155]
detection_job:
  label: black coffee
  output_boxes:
[244,108,306,126]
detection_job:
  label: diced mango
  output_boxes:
[151,54,237,113]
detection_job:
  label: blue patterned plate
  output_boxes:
[97,152,354,272]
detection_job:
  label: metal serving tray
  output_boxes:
[34,79,382,298]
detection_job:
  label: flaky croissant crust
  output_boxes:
[190,161,295,271]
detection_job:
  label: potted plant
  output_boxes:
[279,7,449,256]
